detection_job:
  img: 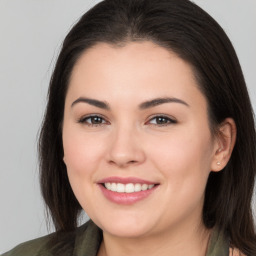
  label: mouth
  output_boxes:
[103,182,156,193]
[97,177,159,204]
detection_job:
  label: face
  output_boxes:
[62,41,219,238]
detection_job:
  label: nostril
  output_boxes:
[108,159,138,166]
[108,160,117,165]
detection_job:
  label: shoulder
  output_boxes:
[1,221,93,256]
[1,234,53,256]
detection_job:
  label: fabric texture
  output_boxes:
[2,220,242,256]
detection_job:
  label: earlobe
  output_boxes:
[211,118,237,172]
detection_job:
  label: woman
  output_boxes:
[3,0,255,255]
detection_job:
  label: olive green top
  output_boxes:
[2,220,229,256]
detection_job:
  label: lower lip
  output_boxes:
[98,184,158,205]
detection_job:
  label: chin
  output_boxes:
[103,225,152,238]
[94,215,155,238]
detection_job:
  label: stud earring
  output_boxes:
[217,161,221,166]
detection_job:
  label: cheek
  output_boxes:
[148,127,213,192]
[62,126,107,211]
[62,125,105,179]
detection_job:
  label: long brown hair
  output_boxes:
[39,0,256,254]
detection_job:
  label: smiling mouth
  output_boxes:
[97,177,160,204]
[103,183,156,193]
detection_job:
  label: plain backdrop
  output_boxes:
[0,0,255,253]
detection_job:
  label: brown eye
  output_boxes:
[89,116,104,124]
[148,115,177,126]
[79,115,108,126]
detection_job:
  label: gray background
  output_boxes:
[0,0,255,253]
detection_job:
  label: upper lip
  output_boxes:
[97,176,159,185]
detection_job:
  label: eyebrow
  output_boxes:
[71,97,110,110]
[139,97,189,109]
[71,97,189,110]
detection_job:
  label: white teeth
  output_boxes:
[141,184,148,191]
[104,183,155,193]
[110,183,117,192]
[116,183,125,193]
[125,183,134,193]
[105,182,111,190]
[134,183,142,192]
[148,184,154,189]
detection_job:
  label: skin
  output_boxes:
[62,41,236,256]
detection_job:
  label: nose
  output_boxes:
[106,126,146,168]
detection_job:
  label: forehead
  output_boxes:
[71,41,194,80]
[67,41,206,109]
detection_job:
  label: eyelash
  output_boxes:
[78,114,108,127]
[146,115,177,126]
[78,114,177,127]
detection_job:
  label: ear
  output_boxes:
[211,118,237,172]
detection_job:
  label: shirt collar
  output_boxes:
[206,227,229,256]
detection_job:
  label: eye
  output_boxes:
[78,115,108,126]
[147,115,177,126]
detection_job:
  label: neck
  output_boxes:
[98,221,211,256]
